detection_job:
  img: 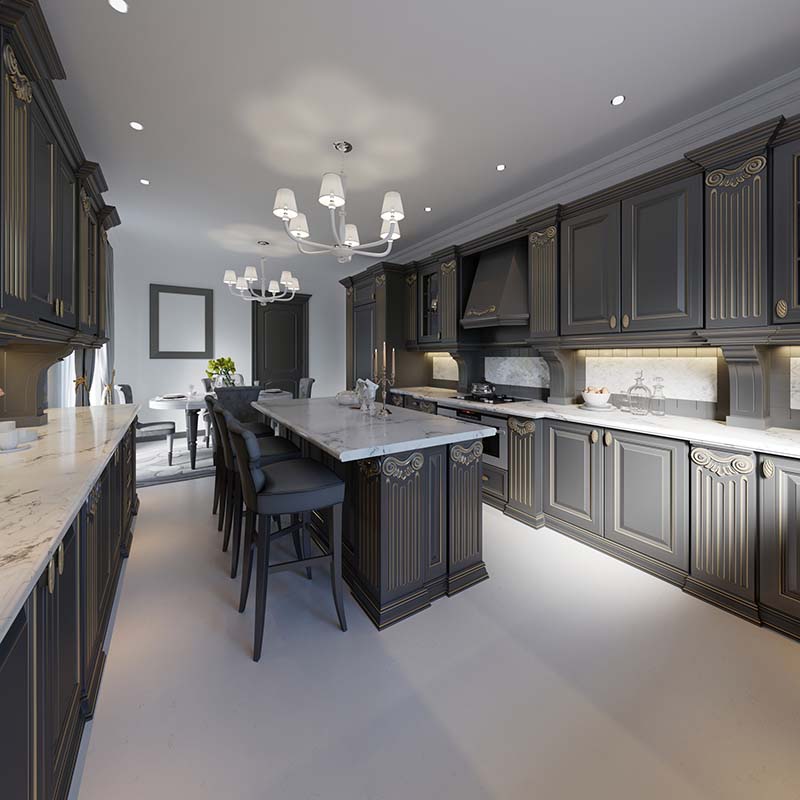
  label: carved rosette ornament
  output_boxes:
[441,260,456,274]
[80,189,91,215]
[690,448,754,477]
[465,305,497,317]
[3,46,32,104]
[405,273,417,286]
[382,452,424,481]
[705,155,767,188]
[529,226,557,247]
[359,459,381,479]
[509,418,536,437]
[375,274,386,287]
[450,440,483,466]
[345,287,353,297]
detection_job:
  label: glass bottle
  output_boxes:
[627,370,652,416]
[650,377,666,417]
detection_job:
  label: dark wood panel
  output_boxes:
[505,417,542,525]
[772,140,800,323]
[621,176,703,331]
[55,150,76,326]
[352,302,375,384]
[528,226,558,339]
[560,203,620,335]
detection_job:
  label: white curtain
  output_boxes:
[90,344,109,405]
[46,352,77,410]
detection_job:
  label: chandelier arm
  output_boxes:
[330,207,344,246]
[351,239,394,258]
[295,240,335,255]
[353,222,399,250]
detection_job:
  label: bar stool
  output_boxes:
[205,396,223,517]
[211,403,299,578]
[229,426,347,661]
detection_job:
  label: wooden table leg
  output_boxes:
[185,409,199,470]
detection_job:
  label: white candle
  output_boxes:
[391,347,395,378]
[373,348,378,379]
[382,341,386,374]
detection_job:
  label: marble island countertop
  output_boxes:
[390,386,800,460]
[252,397,496,462]
[0,405,139,642]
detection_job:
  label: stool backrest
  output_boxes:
[215,386,261,423]
[211,402,235,471]
[298,377,315,398]
[204,395,220,452]
[201,377,212,392]
[226,418,266,512]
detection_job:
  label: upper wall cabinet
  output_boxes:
[773,138,800,324]
[417,252,460,346]
[621,176,703,332]
[560,203,621,336]
[404,267,417,347]
[527,221,559,341]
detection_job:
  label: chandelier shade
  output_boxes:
[222,249,300,305]
[318,172,346,208]
[343,224,360,247]
[380,219,401,240]
[273,188,298,220]
[243,265,258,282]
[223,269,237,285]
[380,191,405,221]
[289,213,310,239]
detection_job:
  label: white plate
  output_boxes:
[0,443,32,454]
[579,403,616,412]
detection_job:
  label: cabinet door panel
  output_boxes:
[544,420,602,535]
[506,417,541,523]
[0,607,33,800]
[772,141,800,323]
[405,271,418,345]
[760,456,800,618]
[439,259,458,344]
[353,303,375,382]
[560,203,620,335]
[621,176,703,331]
[418,263,441,343]
[353,276,375,306]
[56,152,77,326]
[604,430,689,569]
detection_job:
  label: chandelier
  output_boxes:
[222,243,300,304]
[272,141,403,263]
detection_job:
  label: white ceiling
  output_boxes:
[40,0,800,272]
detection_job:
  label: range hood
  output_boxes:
[460,240,529,328]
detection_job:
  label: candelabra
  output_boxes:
[372,342,396,418]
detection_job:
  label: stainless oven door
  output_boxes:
[437,406,507,470]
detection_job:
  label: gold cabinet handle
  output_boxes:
[762,460,775,479]
[481,474,489,482]
[775,299,788,319]
[609,315,617,329]
[48,558,56,594]
[603,431,613,446]
[590,429,599,444]
[58,542,65,575]
[621,314,630,329]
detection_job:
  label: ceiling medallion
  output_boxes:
[222,242,301,305]
[273,141,404,264]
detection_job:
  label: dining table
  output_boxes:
[148,389,292,469]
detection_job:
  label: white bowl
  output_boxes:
[335,391,359,406]
[581,390,611,407]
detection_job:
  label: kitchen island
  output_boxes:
[253,397,496,628]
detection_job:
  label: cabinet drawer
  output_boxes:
[404,396,437,414]
[388,392,405,407]
[481,463,507,502]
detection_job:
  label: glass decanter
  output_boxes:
[627,370,652,416]
[650,377,666,417]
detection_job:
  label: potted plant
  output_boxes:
[206,357,237,387]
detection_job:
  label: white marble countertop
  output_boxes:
[0,405,139,642]
[390,386,800,459]
[252,397,496,462]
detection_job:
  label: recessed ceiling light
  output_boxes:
[129,121,143,131]
[424,206,432,213]
[496,164,506,172]
[139,178,150,186]
[610,94,626,107]
[108,0,129,13]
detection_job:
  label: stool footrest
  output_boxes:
[268,554,331,575]
[270,520,303,541]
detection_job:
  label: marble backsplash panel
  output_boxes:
[431,354,459,381]
[585,356,718,402]
[485,357,550,388]
[792,358,800,410]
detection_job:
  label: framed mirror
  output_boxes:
[149,284,214,359]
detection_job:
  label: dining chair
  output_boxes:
[116,384,175,466]
[201,377,213,447]
[298,377,315,398]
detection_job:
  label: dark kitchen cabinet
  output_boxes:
[0,606,34,800]
[352,302,376,384]
[505,417,542,526]
[37,520,83,800]
[772,139,800,323]
[55,151,77,327]
[685,446,758,619]
[418,259,441,343]
[352,275,376,306]
[543,420,603,535]
[621,176,703,332]
[603,429,689,570]
[481,462,508,508]
[759,456,800,633]
[404,268,418,346]
[403,396,437,414]
[78,189,100,335]
[560,203,621,335]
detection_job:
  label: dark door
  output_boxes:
[560,203,621,335]
[0,608,33,800]
[352,302,376,382]
[603,429,689,570]
[543,420,603,535]
[773,140,800,323]
[29,101,57,323]
[760,455,800,619]
[252,294,310,396]
[621,176,703,332]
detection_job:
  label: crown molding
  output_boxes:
[394,66,800,264]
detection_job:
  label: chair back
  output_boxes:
[205,395,220,451]
[201,377,212,392]
[211,402,236,471]
[226,417,266,512]
[298,377,315,399]
[214,386,262,422]
[116,384,134,404]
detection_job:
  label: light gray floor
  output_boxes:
[70,477,800,800]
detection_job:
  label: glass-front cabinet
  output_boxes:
[418,260,440,343]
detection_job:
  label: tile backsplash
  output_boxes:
[584,355,718,402]
[792,358,800,410]
[485,357,550,388]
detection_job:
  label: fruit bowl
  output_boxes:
[581,388,611,407]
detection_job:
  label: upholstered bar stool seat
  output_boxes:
[250,459,343,515]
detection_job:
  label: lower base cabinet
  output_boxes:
[0,424,136,800]
[505,417,542,526]
[481,463,507,508]
[759,455,800,637]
